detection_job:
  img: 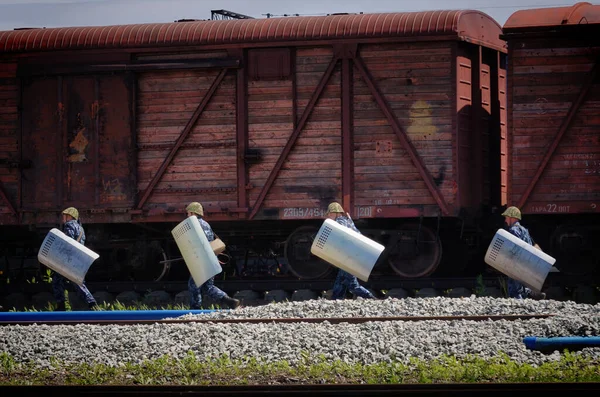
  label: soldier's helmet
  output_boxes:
[186,202,204,217]
[501,206,522,220]
[326,202,344,215]
[62,207,79,220]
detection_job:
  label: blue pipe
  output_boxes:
[0,309,221,323]
[524,336,600,351]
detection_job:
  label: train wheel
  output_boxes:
[284,226,333,280]
[387,224,443,278]
[550,224,598,276]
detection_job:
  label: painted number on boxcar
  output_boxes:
[282,208,325,219]
[529,203,571,213]
[355,206,373,218]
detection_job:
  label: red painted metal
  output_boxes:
[236,52,249,216]
[341,55,354,215]
[135,68,228,210]
[0,11,505,52]
[353,56,450,216]
[516,58,599,209]
[248,56,339,219]
[503,2,600,30]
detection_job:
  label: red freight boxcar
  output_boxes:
[502,2,600,279]
[0,10,507,288]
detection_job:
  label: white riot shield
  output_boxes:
[484,228,556,292]
[171,216,222,286]
[37,228,99,286]
[310,218,385,282]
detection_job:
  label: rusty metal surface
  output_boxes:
[248,55,339,219]
[503,2,600,30]
[135,68,229,210]
[353,55,450,216]
[20,74,135,214]
[20,77,60,209]
[504,6,600,215]
[0,10,505,53]
[517,58,599,209]
[341,55,354,215]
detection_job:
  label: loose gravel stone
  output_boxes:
[1,297,598,369]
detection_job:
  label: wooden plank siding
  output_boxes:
[0,72,19,218]
[356,42,456,214]
[134,41,501,220]
[507,42,600,214]
[136,61,239,212]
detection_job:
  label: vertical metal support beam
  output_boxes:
[471,46,483,207]
[17,76,23,218]
[129,72,138,205]
[353,56,450,216]
[341,57,354,215]
[249,56,339,219]
[57,76,64,207]
[135,68,228,210]
[94,77,100,206]
[517,59,599,209]
[291,49,298,129]
[236,54,248,215]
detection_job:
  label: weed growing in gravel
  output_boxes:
[1,351,599,385]
[11,301,218,312]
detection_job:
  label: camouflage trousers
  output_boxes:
[188,276,227,309]
[51,272,96,304]
[507,277,531,299]
[331,269,375,300]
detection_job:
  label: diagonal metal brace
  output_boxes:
[135,68,229,210]
[353,56,450,215]
[248,56,340,219]
[0,180,17,215]
[517,58,599,209]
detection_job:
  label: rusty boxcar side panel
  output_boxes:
[19,74,135,224]
[455,44,507,212]
[135,53,239,218]
[355,42,455,217]
[503,4,600,215]
[0,65,19,222]
[0,10,507,225]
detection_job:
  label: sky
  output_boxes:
[0,0,594,32]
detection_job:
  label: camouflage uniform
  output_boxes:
[52,219,97,307]
[505,221,534,299]
[187,216,228,309]
[330,215,375,300]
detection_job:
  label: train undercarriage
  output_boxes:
[1,214,599,308]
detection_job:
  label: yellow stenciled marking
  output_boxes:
[407,100,438,137]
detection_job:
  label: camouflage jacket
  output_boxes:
[196,216,215,242]
[335,215,361,234]
[508,221,533,246]
[63,219,86,245]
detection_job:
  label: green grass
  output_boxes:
[10,300,222,312]
[1,351,599,385]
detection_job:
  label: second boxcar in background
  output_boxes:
[502,2,600,290]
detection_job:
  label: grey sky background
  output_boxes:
[0,0,594,32]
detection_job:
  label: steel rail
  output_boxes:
[0,314,554,326]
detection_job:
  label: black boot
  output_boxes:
[529,291,546,300]
[221,296,240,309]
[56,302,66,311]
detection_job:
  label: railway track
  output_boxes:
[0,312,554,326]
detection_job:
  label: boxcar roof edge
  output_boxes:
[0,10,506,54]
